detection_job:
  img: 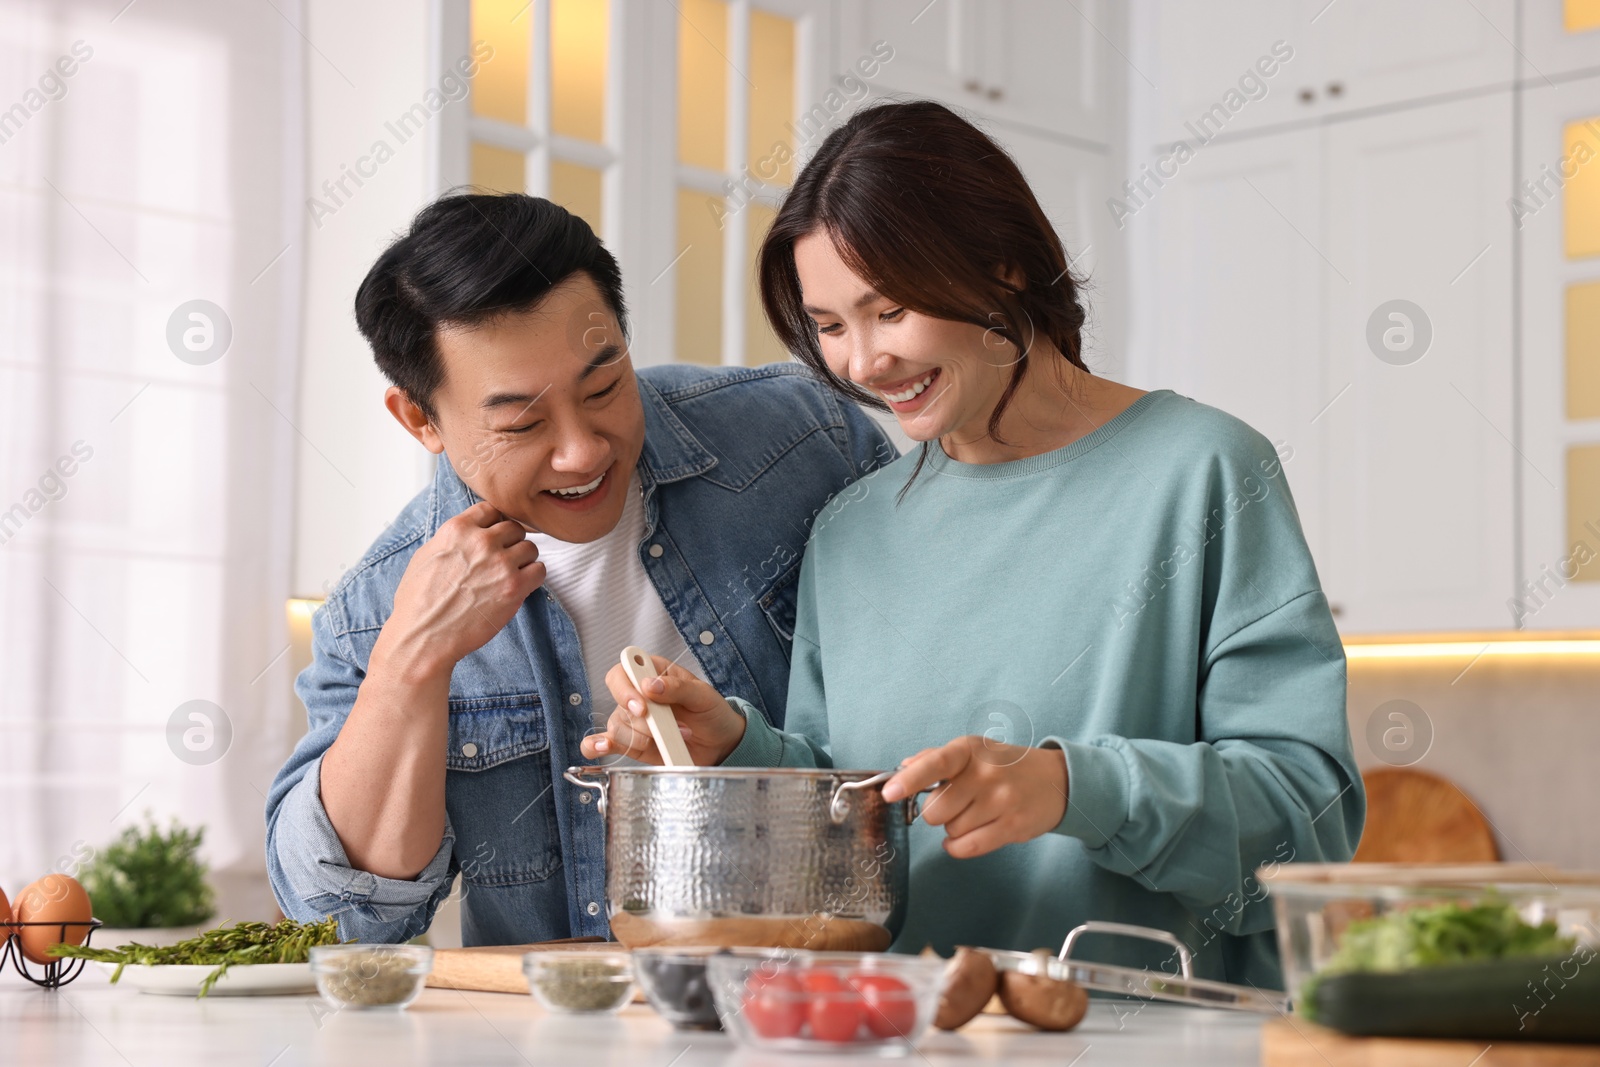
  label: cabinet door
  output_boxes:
[1314,0,1516,116]
[1321,95,1516,632]
[1516,74,1600,629]
[974,0,1109,142]
[838,0,973,101]
[1521,0,1600,82]
[1140,129,1331,573]
[1000,130,1115,369]
[1151,0,1322,145]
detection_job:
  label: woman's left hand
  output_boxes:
[882,739,1069,859]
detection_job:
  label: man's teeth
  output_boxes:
[884,372,935,404]
[549,473,604,498]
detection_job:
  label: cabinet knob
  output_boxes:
[963,79,981,93]
[985,86,1003,101]
[1298,87,1316,104]
[1326,81,1344,97]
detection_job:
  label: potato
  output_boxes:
[998,950,1088,1032]
[932,946,999,1030]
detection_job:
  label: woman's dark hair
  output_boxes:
[758,100,1089,479]
[355,192,627,419]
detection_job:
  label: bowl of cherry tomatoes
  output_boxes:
[706,949,946,1055]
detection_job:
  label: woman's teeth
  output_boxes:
[883,372,936,404]
[548,472,605,498]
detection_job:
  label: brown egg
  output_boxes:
[0,883,11,938]
[14,874,94,964]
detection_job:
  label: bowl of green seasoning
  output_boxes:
[523,950,635,1014]
[309,944,433,1011]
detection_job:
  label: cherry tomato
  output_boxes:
[850,973,916,1038]
[742,972,804,1039]
[799,969,863,1043]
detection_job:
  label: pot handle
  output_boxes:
[828,771,942,825]
[1058,920,1194,979]
[563,768,608,816]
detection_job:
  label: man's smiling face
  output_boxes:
[391,272,646,543]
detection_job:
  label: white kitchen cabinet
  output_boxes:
[1319,95,1516,632]
[1521,0,1600,82]
[1136,95,1516,632]
[1000,128,1114,368]
[1516,74,1600,629]
[1140,129,1331,574]
[837,0,1110,143]
[1149,0,1516,147]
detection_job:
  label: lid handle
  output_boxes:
[1058,920,1194,979]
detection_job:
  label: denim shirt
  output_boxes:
[266,363,894,946]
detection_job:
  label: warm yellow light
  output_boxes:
[287,597,324,619]
[1344,637,1600,659]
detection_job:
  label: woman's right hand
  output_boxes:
[578,654,749,766]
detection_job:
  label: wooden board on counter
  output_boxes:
[427,937,611,994]
[1262,1018,1600,1067]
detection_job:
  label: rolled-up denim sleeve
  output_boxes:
[265,598,456,944]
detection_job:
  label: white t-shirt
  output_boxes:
[528,474,703,725]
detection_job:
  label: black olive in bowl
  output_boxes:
[632,947,726,1030]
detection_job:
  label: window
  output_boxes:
[454,0,827,366]
[1562,118,1600,581]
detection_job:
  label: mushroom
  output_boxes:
[930,946,999,1031]
[998,950,1089,1032]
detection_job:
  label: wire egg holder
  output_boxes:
[1,919,104,989]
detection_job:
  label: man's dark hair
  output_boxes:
[355,193,628,419]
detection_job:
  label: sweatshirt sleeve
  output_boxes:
[1042,419,1364,938]
[722,549,834,769]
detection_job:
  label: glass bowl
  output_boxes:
[309,944,433,1011]
[706,949,946,1056]
[633,946,725,1030]
[1266,863,1600,1001]
[523,950,635,1014]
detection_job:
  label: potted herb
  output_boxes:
[81,817,216,948]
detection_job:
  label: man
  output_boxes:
[266,194,893,945]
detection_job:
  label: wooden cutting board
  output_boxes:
[426,937,612,994]
[1262,1018,1599,1066]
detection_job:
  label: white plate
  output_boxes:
[100,962,317,996]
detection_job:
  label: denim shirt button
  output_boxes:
[579,791,592,804]
[648,544,664,558]
[568,692,582,705]
[586,901,600,917]
[698,630,714,645]
[460,742,478,758]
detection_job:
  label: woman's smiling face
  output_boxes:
[794,231,1021,445]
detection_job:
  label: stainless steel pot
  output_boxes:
[563,765,919,950]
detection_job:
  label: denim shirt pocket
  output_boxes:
[757,559,803,649]
[445,693,563,886]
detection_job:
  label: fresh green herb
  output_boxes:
[52,917,347,996]
[1318,899,1576,976]
[80,817,215,929]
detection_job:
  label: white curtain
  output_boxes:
[0,0,303,923]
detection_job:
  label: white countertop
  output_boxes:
[0,967,1265,1066]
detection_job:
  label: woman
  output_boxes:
[580,101,1362,988]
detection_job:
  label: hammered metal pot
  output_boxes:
[563,766,918,950]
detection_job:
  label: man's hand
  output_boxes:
[578,654,749,766]
[882,738,1069,859]
[381,501,546,675]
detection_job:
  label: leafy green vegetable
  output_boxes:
[51,917,347,996]
[80,817,214,929]
[1318,899,1576,976]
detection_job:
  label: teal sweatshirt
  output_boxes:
[723,390,1363,990]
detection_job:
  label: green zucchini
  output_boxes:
[1301,952,1600,1041]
